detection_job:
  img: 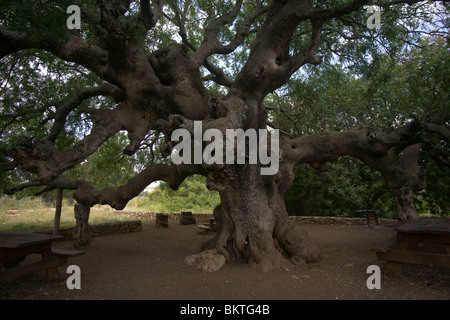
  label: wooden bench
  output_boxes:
[371,218,450,275]
[0,249,85,283]
[52,248,85,263]
[198,224,213,232]
[0,232,85,283]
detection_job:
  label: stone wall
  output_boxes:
[289,216,398,227]
[117,211,398,227]
[117,211,213,223]
[35,213,397,241]
[36,220,143,240]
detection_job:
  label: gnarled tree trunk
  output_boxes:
[392,186,418,222]
[205,165,320,272]
[381,145,426,222]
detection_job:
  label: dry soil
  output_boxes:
[1,221,449,300]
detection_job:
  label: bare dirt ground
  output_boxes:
[1,221,449,300]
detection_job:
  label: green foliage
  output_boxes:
[417,161,450,216]
[135,175,220,213]
[274,35,449,217]
[0,48,105,150]
[0,195,143,231]
[0,0,71,38]
[62,131,166,190]
[284,158,397,218]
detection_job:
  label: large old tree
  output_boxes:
[0,0,449,271]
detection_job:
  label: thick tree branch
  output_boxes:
[73,164,205,209]
[232,0,317,99]
[276,119,448,196]
[0,28,109,79]
[0,29,30,59]
[6,102,139,183]
[48,83,125,142]
[202,59,234,88]
[0,159,18,171]
[310,0,369,20]
[283,121,431,165]
[0,180,43,195]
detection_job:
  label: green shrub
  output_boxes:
[134,175,220,213]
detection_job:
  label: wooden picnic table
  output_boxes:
[371,218,450,275]
[355,209,381,226]
[207,217,216,227]
[198,217,217,233]
[0,232,84,283]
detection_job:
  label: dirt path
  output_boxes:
[1,222,449,300]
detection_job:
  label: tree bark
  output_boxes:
[391,186,418,222]
[206,165,320,272]
[380,144,425,222]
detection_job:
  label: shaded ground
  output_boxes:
[1,221,449,300]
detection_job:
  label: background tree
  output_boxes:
[275,36,449,217]
[0,0,448,271]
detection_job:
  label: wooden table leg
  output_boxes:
[3,257,24,268]
[40,246,60,281]
[385,261,402,275]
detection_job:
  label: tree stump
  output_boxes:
[155,213,169,228]
[180,211,196,225]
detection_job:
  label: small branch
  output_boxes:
[0,29,30,60]
[267,121,293,139]
[381,0,450,6]
[289,19,324,71]
[47,83,125,142]
[202,59,234,87]
[193,1,268,65]
[165,2,198,52]
[137,0,163,31]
